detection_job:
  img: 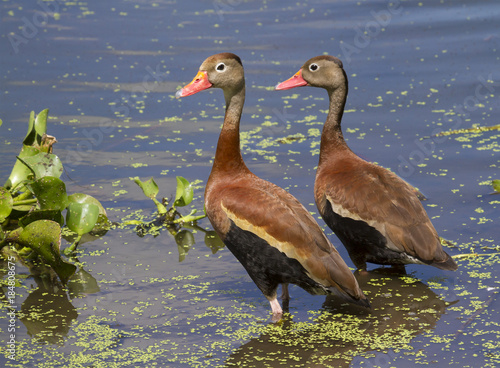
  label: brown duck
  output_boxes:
[276,55,458,272]
[176,53,369,320]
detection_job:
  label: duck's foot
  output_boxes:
[269,298,283,322]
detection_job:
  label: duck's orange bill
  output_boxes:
[176,70,212,98]
[274,69,308,90]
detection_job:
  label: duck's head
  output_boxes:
[275,55,346,91]
[176,53,244,99]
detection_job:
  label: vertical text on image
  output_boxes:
[6,255,17,360]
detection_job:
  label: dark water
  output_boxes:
[1,0,499,367]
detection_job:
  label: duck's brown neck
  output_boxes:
[211,85,249,175]
[319,83,349,162]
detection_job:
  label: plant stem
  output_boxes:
[64,234,82,255]
[152,198,167,215]
[0,227,23,249]
[12,188,33,201]
[13,198,37,206]
[173,214,206,224]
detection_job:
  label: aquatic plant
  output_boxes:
[131,175,206,224]
[129,176,215,262]
[0,109,111,283]
[0,110,213,283]
[0,109,212,285]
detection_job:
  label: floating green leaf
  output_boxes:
[68,193,109,231]
[174,176,194,207]
[0,187,13,222]
[29,176,68,211]
[66,202,100,236]
[17,220,76,284]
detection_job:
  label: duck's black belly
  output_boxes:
[223,221,325,297]
[322,200,410,269]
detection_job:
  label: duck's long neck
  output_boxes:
[212,85,249,175]
[319,81,349,163]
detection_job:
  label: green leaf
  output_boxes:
[132,176,159,199]
[4,145,40,189]
[131,176,167,215]
[174,176,193,207]
[29,176,68,211]
[21,109,49,148]
[19,209,64,228]
[68,193,109,231]
[19,144,40,159]
[0,187,13,222]
[34,108,49,144]
[23,111,36,146]
[22,152,63,180]
[66,202,99,236]
[0,118,3,127]
[17,220,76,284]
[492,179,500,193]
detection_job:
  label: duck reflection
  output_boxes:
[323,268,453,332]
[225,268,455,367]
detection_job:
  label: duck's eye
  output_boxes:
[309,63,319,72]
[216,62,226,72]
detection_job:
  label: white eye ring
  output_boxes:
[216,62,226,72]
[309,63,319,72]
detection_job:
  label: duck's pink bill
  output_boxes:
[176,70,212,98]
[275,69,308,90]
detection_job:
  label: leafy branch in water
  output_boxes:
[131,176,206,224]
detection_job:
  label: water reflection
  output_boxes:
[175,226,225,261]
[19,275,79,345]
[0,253,102,345]
[226,269,454,367]
[324,268,453,330]
[17,261,118,345]
[134,217,225,261]
[67,266,100,298]
[1,217,222,345]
